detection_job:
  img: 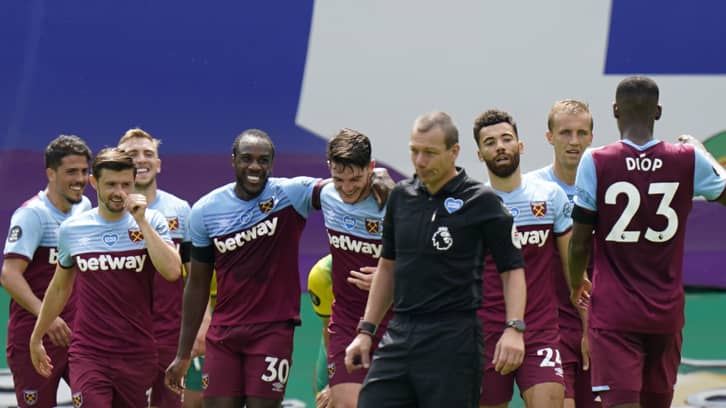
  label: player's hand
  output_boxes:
[371,167,395,210]
[164,356,191,395]
[570,278,592,312]
[347,266,376,291]
[678,134,707,152]
[315,385,331,408]
[581,333,590,371]
[124,192,148,221]
[493,328,524,375]
[29,338,53,378]
[344,333,372,373]
[47,317,72,348]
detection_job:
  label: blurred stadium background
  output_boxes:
[2,0,726,406]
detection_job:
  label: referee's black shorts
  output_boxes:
[358,311,483,408]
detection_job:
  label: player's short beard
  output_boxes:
[486,153,520,178]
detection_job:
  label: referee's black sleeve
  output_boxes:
[483,215,524,274]
[380,187,398,260]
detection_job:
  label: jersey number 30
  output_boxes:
[605,181,680,243]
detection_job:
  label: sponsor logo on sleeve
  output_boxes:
[201,374,209,390]
[327,362,336,378]
[7,226,22,242]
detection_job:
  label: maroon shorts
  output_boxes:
[480,329,564,405]
[559,326,600,406]
[589,328,681,406]
[327,318,386,387]
[7,344,69,408]
[150,345,182,408]
[202,321,294,400]
[69,353,156,408]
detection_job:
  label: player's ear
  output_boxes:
[655,105,662,120]
[368,160,376,172]
[612,102,619,119]
[46,167,55,183]
[477,150,484,162]
[545,131,554,145]
[89,174,98,191]
[157,158,162,174]
[519,140,525,154]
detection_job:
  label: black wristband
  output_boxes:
[357,320,377,337]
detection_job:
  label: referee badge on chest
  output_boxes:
[432,226,453,251]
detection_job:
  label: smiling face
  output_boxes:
[91,168,135,214]
[232,135,274,200]
[329,161,374,204]
[46,154,89,210]
[118,136,161,190]
[477,122,522,178]
[547,111,593,172]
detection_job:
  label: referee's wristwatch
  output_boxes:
[504,319,526,333]
[357,320,377,337]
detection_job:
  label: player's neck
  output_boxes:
[44,186,72,214]
[551,162,576,186]
[489,170,521,193]
[620,123,654,146]
[97,205,126,222]
[135,183,158,206]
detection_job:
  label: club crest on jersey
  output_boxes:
[365,218,381,234]
[167,217,179,231]
[7,225,22,242]
[23,389,38,405]
[328,362,336,378]
[343,216,356,230]
[530,201,547,218]
[432,226,453,251]
[444,197,463,214]
[128,229,144,243]
[258,197,275,213]
[72,391,83,407]
[102,232,119,247]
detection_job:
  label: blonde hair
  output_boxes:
[547,100,593,132]
[117,128,162,149]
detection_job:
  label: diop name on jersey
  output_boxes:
[328,233,382,258]
[213,217,278,253]
[76,254,147,272]
[514,229,550,248]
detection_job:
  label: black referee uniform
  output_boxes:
[359,169,524,407]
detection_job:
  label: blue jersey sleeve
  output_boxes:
[574,149,597,211]
[693,148,726,200]
[149,210,173,244]
[3,207,43,259]
[180,201,192,244]
[56,220,74,268]
[552,186,573,234]
[189,203,211,248]
[282,177,321,218]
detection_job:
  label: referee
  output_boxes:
[345,111,527,407]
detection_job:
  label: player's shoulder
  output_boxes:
[59,208,98,231]
[157,189,191,209]
[192,182,236,212]
[269,176,321,191]
[525,165,553,182]
[522,177,564,197]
